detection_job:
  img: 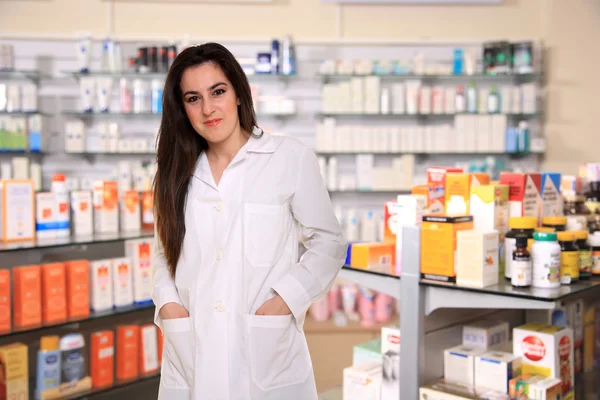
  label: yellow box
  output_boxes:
[583,305,595,372]
[350,242,395,273]
[445,173,490,215]
[420,215,474,282]
[0,343,28,400]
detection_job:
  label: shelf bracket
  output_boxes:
[337,268,400,299]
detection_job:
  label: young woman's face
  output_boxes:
[180,62,241,145]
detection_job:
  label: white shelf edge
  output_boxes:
[338,268,401,299]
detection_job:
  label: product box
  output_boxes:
[64,260,90,320]
[382,350,399,400]
[116,325,140,381]
[125,239,153,304]
[395,194,426,274]
[412,185,445,214]
[0,179,35,242]
[343,361,382,400]
[509,375,561,399]
[41,263,67,325]
[35,192,56,239]
[12,265,41,328]
[499,173,542,220]
[421,215,474,282]
[89,260,113,312]
[140,324,159,374]
[425,166,464,214]
[141,191,154,230]
[420,380,510,400]
[583,305,595,372]
[456,230,499,288]
[350,242,395,273]
[157,328,164,364]
[0,343,28,400]
[444,345,485,386]
[445,173,490,215]
[120,190,141,232]
[0,270,10,333]
[353,338,382,366]
[541,173,563,218]
[90,330,114,388]
[512,324,574,400]
[111,257,133,308]
[463,320,509,351]
[71,190,93,237]
[381,325,400,355]
[474,351,521,393]
[383,201,398,243]
[93,180,118,234]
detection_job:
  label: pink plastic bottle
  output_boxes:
[309,295,330,322]
[328,281,341,312]
[358,288,376,327]
[374,293,394,323]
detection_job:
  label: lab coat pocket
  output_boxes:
[160,317,194,392]
[247,314,311,391]
[244,203,288,268]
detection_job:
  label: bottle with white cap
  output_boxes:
[51,174,70,237]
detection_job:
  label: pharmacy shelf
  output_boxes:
[65,151,156,157]
[315,151,543,157]
[0,303,154,339]
[67,373,160,400]
[339,266,400,299]
[329,189,411,194]
[62,110,296,118]
[0,229,154,252]
[0,110,49,116]
[316,112,540,119]
[0,150,45,155]
[0,69,50,81]
[63,70,295,81]
[319,72,541,82]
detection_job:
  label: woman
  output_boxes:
[152,42,347,400]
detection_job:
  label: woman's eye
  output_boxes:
[187,96,199,103]
[213,89,225,96]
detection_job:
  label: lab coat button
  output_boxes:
[216,250,223,261]
[216,202,224,211]
[216,302,226,312]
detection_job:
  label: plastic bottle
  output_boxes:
[518,121,530,153]
[119,78,132,113]
[512,236,532,287]
[487,85,499,114]
[542,216,567,232]
[51,174,70,238]
[576,230,592,279]
[270,39,280,75]
[60,333,86,383]
[558,231,579,284]
[505,217,537,279]
[151,79,163,114]
[532,231,561,288]
[281,36,297,76]
[455,85,466,113]
[466,81,477,114]
[36,336,61,398]
[589,232,600,275]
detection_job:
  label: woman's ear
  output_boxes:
[237,98,241,106]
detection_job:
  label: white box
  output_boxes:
[456,230,499,288]
[118,139,134,153]
[90,259,114,312]
[444,87,456,114]
[140,324,159,373]
[356,154,374,190]
[111,257,133,307]
[444,345,485,386]
[463,320,509,351]
[71,190,93,236]
[500,86,512,114]
[381,325,400,355]
[35,192,56,239]
[491,115,507,152]
[343,361,382,400]
[511,86,522,114]
[475,351,521,393]
[11,157,28,180]
[120,190,141,232]
[0,179,34,242]
[478,88,489,114]
[65,121,85,153]
[476,116,492,152]
[419,86,432,114]
[420,380,510,399]
[513,324,574,399]
[391,83,405,114]
[382,351,399,400]
[93,180,119,234]
[126,238,154,304]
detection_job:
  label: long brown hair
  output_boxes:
[154,43,257,277]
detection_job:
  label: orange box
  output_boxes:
[93,180,119,234]
[64,260,90,320]
[420,215,474,282]
[116,325,139,381]
[157,328,164,364]
[139,324,159,374]
[41,263,67,325]
[141,191,154,231]
[445,173,490,215]
[350,242,395,273]
[412,185,445,214]
[0,343,28,400]
[90,330,114,388]
[0,270,10,332]
[383,201,398,243]
[12,265,41,328]
[427,166,464,186]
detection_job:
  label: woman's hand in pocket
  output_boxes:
[159,302,190,320]
[255,294,292,316]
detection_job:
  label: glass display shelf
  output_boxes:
[0,69,50,81]
[317,112,540,119]
[66,372,160,400]
[0,110,49,116]
[63,70,294,80]
[0,303,154,339]
[65,151,156,156]
[316,151,542,157]
[329,189,411,194]
[0,150,45,155]
[0,229,154,252]
[319,72,541,81]
[62,110,295,118]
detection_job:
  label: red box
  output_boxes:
[500,173,542,220]
[426,166,463,186]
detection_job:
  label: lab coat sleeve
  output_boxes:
[272,146,348,331]
[152,224,183,332]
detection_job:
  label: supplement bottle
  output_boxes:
[542,216,567,232]
[585,181,600,232]
[512,236,531,287]
[589,232,600,276]
[576,230,592,279]
[564,194,590,231]
[532,231,561,289]
[558,231,579,284]
[505,216,537,280]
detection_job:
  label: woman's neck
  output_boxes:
[206,128,250,164]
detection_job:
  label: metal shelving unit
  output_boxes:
[340,226,600,398]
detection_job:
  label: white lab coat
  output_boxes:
[152,133,347,400]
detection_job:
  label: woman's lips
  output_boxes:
[203,118,222,127]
